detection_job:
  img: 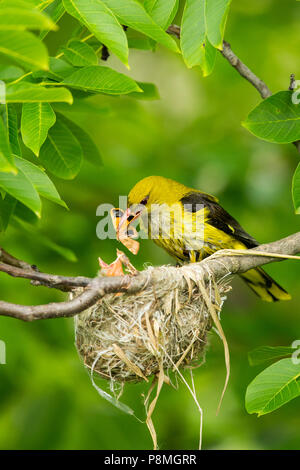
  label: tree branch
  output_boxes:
[167,25,300,153]
[0,247,33,270]
[0,262,93,292]
[220,40,271,99]
[0,248,92,291]
[0,232,299,322]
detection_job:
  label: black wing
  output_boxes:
[180,191,258,249]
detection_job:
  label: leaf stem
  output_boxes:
[9,71,33,86]
[55,33,94,61]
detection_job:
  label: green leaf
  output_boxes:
[48,57,76,80]
[246,358,300,416]
[101,0,179,53]
[130,81,160,100]
[63,0,129,66]
[68,22,86,40]
[0,164,41,216]
[40,0,65,40]
[14,201,39,225]
[0,116,17,173]
[15,156,67,208]
[201,39,217,77]
[0,65,24,82]
[39,119,83,179]
[57,114,102,167]
[62,40,98,67]
[292,162,300,214]
[242,91,300,144]
[5,83,73,104]
[1,0,44,8]
[62,65,141,95]
[180,0,217,75]
[31,57,75,81]
[21,102,56,156]
[181,0,205,68]
[248,346,296,366]
[0,193,16,231]
[144,0,179,29]
[206,0,232,49]
[0,5,57,31]
[0,30,49,70]
[3,104,22,156]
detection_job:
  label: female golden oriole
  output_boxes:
[120,176,290,302]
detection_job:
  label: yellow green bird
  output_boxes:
[122,176,290,302]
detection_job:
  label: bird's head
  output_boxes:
[128,176,190,207]
[117,176,191,231]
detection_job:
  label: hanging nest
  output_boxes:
[74,263,231,384]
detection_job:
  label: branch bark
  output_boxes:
[0,232,299,322]
[220,40,271,99]
[0,248,92,291]
[0,262,93,292]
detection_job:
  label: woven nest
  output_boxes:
[74,264,231,384]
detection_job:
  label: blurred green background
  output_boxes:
[0,0,299,450]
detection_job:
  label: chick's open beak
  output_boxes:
[116,208,132,233]
[117,207,142,234]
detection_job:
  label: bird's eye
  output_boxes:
[140,195,149,205]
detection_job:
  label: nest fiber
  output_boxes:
[74,264,230,383]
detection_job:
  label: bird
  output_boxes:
[120,175,290,302]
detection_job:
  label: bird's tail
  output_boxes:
[240,267,291,302]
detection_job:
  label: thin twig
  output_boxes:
[167,25,271,98]
[0,262,92,292]
[0,248,33,270]
[220,40,271,99]
[167,25,300,153]
[0,248,92,291]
